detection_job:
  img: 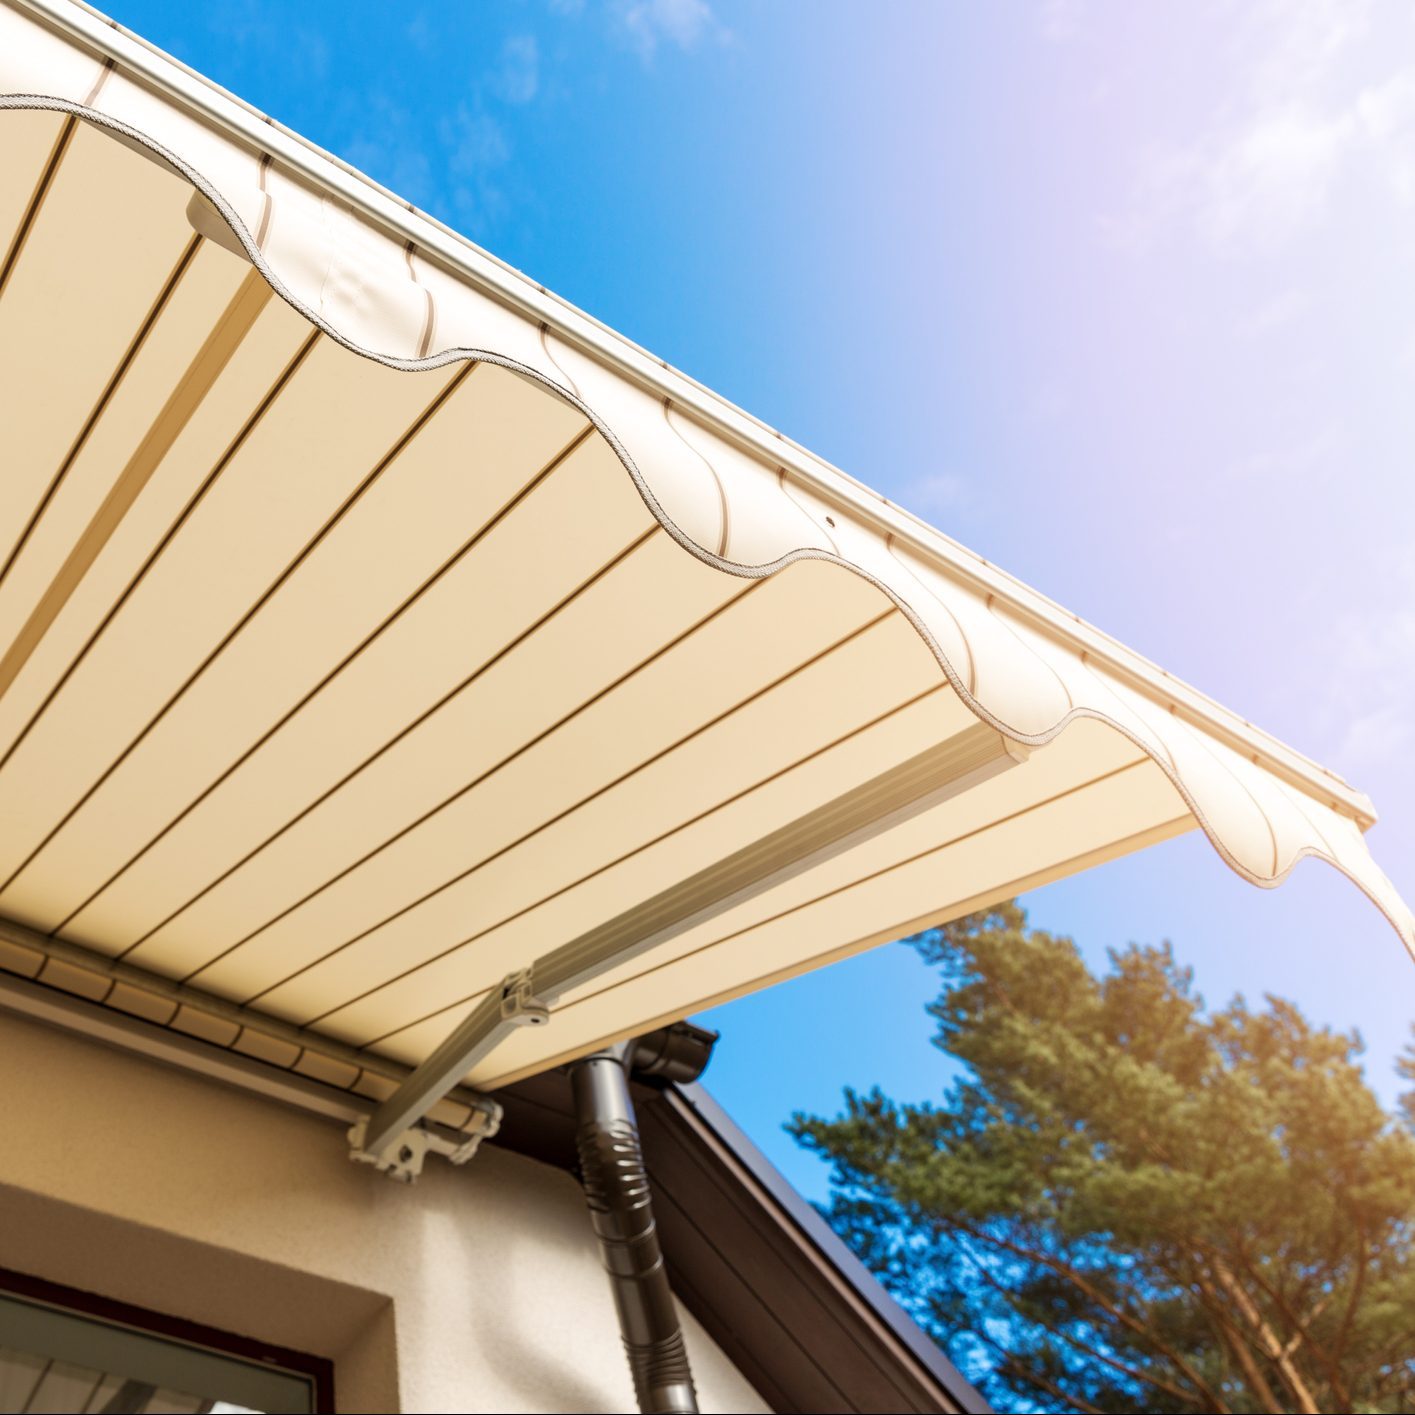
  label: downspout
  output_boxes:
[570,1023,717,1415]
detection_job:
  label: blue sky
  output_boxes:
[101,0,1414,1199]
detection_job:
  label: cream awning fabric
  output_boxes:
[0,0,1409,1089]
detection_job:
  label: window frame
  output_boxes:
[0,1265,335,1414]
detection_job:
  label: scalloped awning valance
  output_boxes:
[0,0,1407,1089]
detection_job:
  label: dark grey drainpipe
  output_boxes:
[570,1022,717,1415]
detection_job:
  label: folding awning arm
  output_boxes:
[350,723,1027,1170]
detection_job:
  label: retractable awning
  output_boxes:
[1,0,1409,1093]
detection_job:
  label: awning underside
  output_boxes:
[0,11,1408,1087]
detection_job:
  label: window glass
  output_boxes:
[0,1294,316,1414]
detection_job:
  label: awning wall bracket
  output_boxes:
[346,1098,502,1184]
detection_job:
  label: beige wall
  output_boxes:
[0,1012,769,1414]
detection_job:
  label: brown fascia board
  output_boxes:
[493,1070,988,1415]
[672,1083,987,1415]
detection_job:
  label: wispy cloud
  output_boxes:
[1037,0,1082,46]
[438,105,512,228]
[1236,288,1311,340]
[342,96,437,207]
[330,1,734,240]
[336,75,514,236]
[1225,425,1338,487]
[405,12,434,54]
[1113,0,1415,255]
[1189,107,1350,252]
[337,24,546,236]
[610,0,726,62]
[895,472,972,524]
[494,35,540,105]
[205,0,330,84]
[1310,560,1415,777]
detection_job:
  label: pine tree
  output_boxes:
[790,902,1415,1413]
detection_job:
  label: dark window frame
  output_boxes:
[0,1265,336,1414]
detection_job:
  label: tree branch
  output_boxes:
[1192,1272,1285,1415]
[1231,1245,1347,1410]
[1209,1255,1321,1415]
[1332,1219,1370,1383]
[972,1327,1104,1415]
[946,1218,1232,1413]
[958,1244,1209,1408]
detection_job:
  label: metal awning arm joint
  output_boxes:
[348,973,547,1174]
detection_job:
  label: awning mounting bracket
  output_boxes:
[347,1096,502,1183]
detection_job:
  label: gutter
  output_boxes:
[0,964,384,1127]
[0,914,501,1149]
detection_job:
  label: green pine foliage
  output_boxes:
[789,902,1415,1414]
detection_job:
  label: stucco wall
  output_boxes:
[0,1012,770,1414]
